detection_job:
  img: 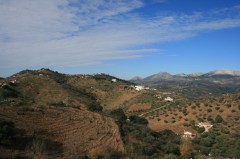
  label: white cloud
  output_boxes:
[0,0,240,68]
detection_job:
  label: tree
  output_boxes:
[87,103,103,112]
[163,154,179,159]
[180,139,193,159]
[0,118,16,141]
[129,115,148,125]
[197,127,205,133]
[215,115,224,123]
[110,108,127,122]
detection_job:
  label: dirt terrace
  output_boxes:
[0,106,125,158]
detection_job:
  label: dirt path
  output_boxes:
[139,104,170,117]
[105,92,141,110]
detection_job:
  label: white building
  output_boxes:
[197,122,213,132]
[112,79,117,82]
[135,85,145,91]
[164,97,173,102]
[183,130,195,138]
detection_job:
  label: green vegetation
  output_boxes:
[109,108,127,122]
[193,130,240,158]
[129,115,148,125]
[1,85,19,98]
[110,109,181,158]
[87,103,103,112]
[0,118,16,142]
[215,115,224,123]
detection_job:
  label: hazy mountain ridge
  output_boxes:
[130,69,240,99]
[131,69,240,82]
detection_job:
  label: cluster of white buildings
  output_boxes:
[0,79,18,88]
[133,85,151,91]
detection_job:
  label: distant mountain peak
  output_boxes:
[144,72,173,81]
[189,72,203,77]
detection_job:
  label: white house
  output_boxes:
[183,130,195,138]
[155,95,162,99]
[112,79,117,83]
[135,85,145,91]
[164,97,173,102]
[197,122,213,132]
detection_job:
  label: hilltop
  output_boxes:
[0,69,130,158]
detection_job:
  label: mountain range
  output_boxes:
[131,69,240,99]
[131,69,240,81]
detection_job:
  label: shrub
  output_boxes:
[207,116,213,122]
[191,105,196,109]
[219,109,224,112]
[207,108,212,112]
[87,103,103,112]
[110,108,127,122]
[163,154,179,159]
[141,144,157,156]
[226,104,231,108]
[215,115,224,123]
[1,85,19,98]
[198,127,205,133]
[129,115,148,125]
[50,101,66,107]
[163,143,180,155]
[0,118,16,141]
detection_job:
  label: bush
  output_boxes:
[163,143,180,155]
[163,154,179,159]
[129,115,148,125]
[0,118,16,141]
[50,101,66,107]
[207,108,212,112]
[215,115,223,123]
[1,85,19,98]
[110,108,127,122]
[141,144,157,156]
[197,127,205,133]
[87,103,103,112]
[226,104,231,108]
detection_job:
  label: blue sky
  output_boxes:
[0,0,240,79]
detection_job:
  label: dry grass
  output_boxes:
[0,106,125,158]
[127,103,152,112]
[147,93,240,135]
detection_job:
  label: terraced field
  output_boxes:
[0,106,125,158]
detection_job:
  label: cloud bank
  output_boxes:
[0,0,240,68]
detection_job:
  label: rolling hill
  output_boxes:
[1,68,240,159]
